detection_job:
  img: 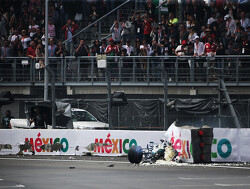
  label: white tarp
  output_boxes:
[164,122,193,163]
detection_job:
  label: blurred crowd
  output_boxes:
[0,0,250,62]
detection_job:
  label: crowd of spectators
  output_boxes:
[1,0,250,75]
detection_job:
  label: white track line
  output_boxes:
[170,184,213,187]
[0,179,3,181]
[179,177,228,180]
[215,183,250,187]
[0,157,129,164]
[0,185,25,188]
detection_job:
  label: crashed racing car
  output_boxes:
[128,140,182,164]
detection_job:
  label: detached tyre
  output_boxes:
[128,145,143,164]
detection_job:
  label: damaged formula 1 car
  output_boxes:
[128,140,182,164]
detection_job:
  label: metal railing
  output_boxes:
[1,55,250,86]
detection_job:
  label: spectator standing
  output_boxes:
[48,38,57,77]
[207,12,217,29]
[35,43,44,81]
[167,12,178,28]
[122,41,134,56]
[240,34,250,55]
[89,5,99,27]
[186,14,196,30]
[200,25,207,39]
[239,31,250,81]
[142,13,153,45]
[12,34,24,81]
[41,27,50,46]
[105,38,119,80]
[91,39,101,56]
[193,36,205,81]
[75,39,90,81]
[32,28,43,44]
[204,36,217,80]
[227,36,241,79]
[1,39,13,81]
[48,38,57,57]
[225,14,236,37]
[28,19,39,38]
[188,27,198,44]
[48,18,56,39]
[12,34,24,57]
[156,23,164,44]
[10,30,21,45]
[100,39,107,54]
[144,0,155,19]
[175,40,189,81]
[179,24,189,45]
[121,18,133,45]
[150,39,162,81]
[62,19,79,56]
[164,36,179,81]
[240,10,250,31]
[20,30,31,54]
[27,40,36,59]
[35,44,44,64]
[215,39,225,68]
[1,110,14,129]
[55,40,68,57]
[110,20,123,44]
[0,9,8,37]
[193,36,205,58]
[132,12,144,42]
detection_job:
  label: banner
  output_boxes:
[212,128,239,162]
[212,128,250,162]
[238,129,250,162]
[164,122,193,163]
[0,130,165,156]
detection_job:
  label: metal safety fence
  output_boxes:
[1,55,250,85]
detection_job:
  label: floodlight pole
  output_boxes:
[162,68,168,131]
[44,0,49,101]
[106,66,112,130]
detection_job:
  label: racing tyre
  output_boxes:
[128,145,143,164]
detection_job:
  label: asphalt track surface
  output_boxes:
[0,156,250,189]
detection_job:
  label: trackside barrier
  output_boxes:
[0,125,249,162]
[191,128,213,163]
[164,122,250,163]
[0,130,165,156]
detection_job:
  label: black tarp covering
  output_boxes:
[172,98,218,114]
[0,91,14,106]
[60,98,250,129]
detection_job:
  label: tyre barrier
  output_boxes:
[191,127,213,163]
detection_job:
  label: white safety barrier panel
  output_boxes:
[0,130,165,156]
[212,128,250,162]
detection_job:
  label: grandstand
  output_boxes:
[1,0,250,129]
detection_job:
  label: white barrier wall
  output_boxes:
[1,126,250,162]
[212,128,250,162]
[0,130,165,156]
